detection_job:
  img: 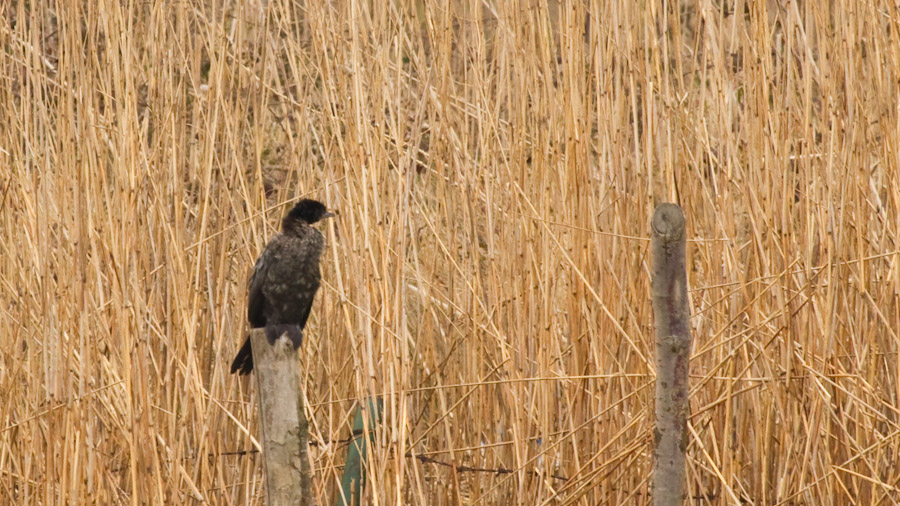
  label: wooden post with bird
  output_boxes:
[650,203,692,505]
[232,199,334,505]
[250,327,315,505]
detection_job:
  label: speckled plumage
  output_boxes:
[230,200,331,375]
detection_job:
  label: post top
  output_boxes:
[652,203,685,242]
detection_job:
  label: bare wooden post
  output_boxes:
[650,203,691,505]
[249,328,315,506]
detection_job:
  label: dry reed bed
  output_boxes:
[1,1,899,504]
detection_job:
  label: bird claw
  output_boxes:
[264,324,304,349]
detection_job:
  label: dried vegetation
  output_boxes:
[1,1,899,504]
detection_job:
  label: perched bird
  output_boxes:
[230,199,334,375]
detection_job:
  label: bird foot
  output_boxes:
[264,324,304,349]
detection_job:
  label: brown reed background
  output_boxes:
[2,1,899,504]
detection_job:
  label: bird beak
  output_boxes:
[323,211,336,219]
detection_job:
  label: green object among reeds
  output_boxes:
[336,398,383,506]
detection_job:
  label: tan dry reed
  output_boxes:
[1,1,899,504]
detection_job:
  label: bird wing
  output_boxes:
[294,232,324,329]
[296,283,316,329]
[247,244,272,327]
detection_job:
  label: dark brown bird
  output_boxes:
[230,199,333,375]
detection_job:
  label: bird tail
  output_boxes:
[230,337,254,375]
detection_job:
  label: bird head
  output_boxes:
[285,199,334,225]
